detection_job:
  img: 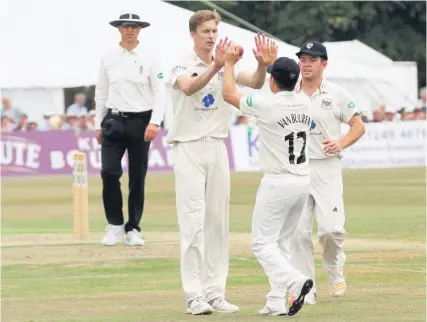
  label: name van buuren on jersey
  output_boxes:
[278,113,311,128]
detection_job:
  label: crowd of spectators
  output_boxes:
[2,87,426,133]
[1,93,96,133]
[365,87,426,122]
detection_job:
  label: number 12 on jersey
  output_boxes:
[285,131,307,164]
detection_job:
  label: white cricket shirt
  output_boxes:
[295,80,360,159]
[94,43,166,129]
[166,50,240,144]
[240,91,312,176]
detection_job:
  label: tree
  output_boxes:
[167,1,426,89]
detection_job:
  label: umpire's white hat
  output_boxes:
[109,13,150,28]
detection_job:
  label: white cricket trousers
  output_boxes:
[252,173,310,307]
[173,137,230,303]
[290,157,346,289]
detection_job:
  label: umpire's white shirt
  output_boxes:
[239,91,312,176]
[295,80,359,159]
[166,50,240,144]
[94,43,166,129]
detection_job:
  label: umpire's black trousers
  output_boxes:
[100,108,152,233]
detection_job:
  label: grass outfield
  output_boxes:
[1,167,426,321]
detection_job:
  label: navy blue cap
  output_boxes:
[267,57,300,88]
[296,41,328,60]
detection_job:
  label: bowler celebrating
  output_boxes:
[167,10,277,315]
[222,44,314,316]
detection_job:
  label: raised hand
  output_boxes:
[252,33,278,67]
[225,43,242,65]
[214,37,231,69]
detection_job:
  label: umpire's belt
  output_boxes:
[107,108,152,118]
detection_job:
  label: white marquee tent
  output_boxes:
[1,0,418,124]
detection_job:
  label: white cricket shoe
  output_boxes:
[287,278,313,316]
[124,229,145,246]
[258,304,287,316]
[101,224,125,246]
[305,291,317,305]
[186,297,213,315]
[208,297,239,313]
[329,275,346,297]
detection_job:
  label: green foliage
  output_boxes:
[167,1,426,88]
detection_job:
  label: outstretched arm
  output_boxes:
[222,46,244,109]
[236,34,278,89]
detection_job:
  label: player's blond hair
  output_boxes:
[189,10,221,32]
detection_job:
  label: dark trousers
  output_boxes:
[100,109,152,233]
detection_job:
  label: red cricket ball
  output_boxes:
[239,46,244,57]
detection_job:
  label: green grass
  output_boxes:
[1,167,426,321]
[2,168,425,241]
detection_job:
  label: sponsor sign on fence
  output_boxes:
[1,121,424,177]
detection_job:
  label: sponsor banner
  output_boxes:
[230,120,426,171]
[1,130,78,176]
[1,130,235,176]
[341,120,426,169]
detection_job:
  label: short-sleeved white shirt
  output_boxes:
[239,91,312,176]
[166,51,239,144]
[295,80,359,159]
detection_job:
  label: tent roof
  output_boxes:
[323,39,394,66]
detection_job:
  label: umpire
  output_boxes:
[94,12,166,246]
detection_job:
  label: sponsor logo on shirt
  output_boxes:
[195,94,218,111]
[309,120,322,136]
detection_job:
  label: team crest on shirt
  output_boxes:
[321,98,332,110]
[139,65,144,75]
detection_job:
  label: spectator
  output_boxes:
[63,113,79,130]
[66,92,88,116]
[26,121,38,131]
[372,108,385,122]
[414,107,426,120]
[38,113,54,131]
[401,107,416,120]
[1,116,14,132]
[13,114,28,131]
[384,106,397,122]
[48,114,64,130]
[77,114,91,131]
[1,97,21,123]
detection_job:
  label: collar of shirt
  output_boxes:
[118,42,142,56]
[295,78,330,95]
[191,50,215,67]
[275,91,295,99]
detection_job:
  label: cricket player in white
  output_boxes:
[288,41,366,304]
[223,44,314,316]
[167,10,277,315]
